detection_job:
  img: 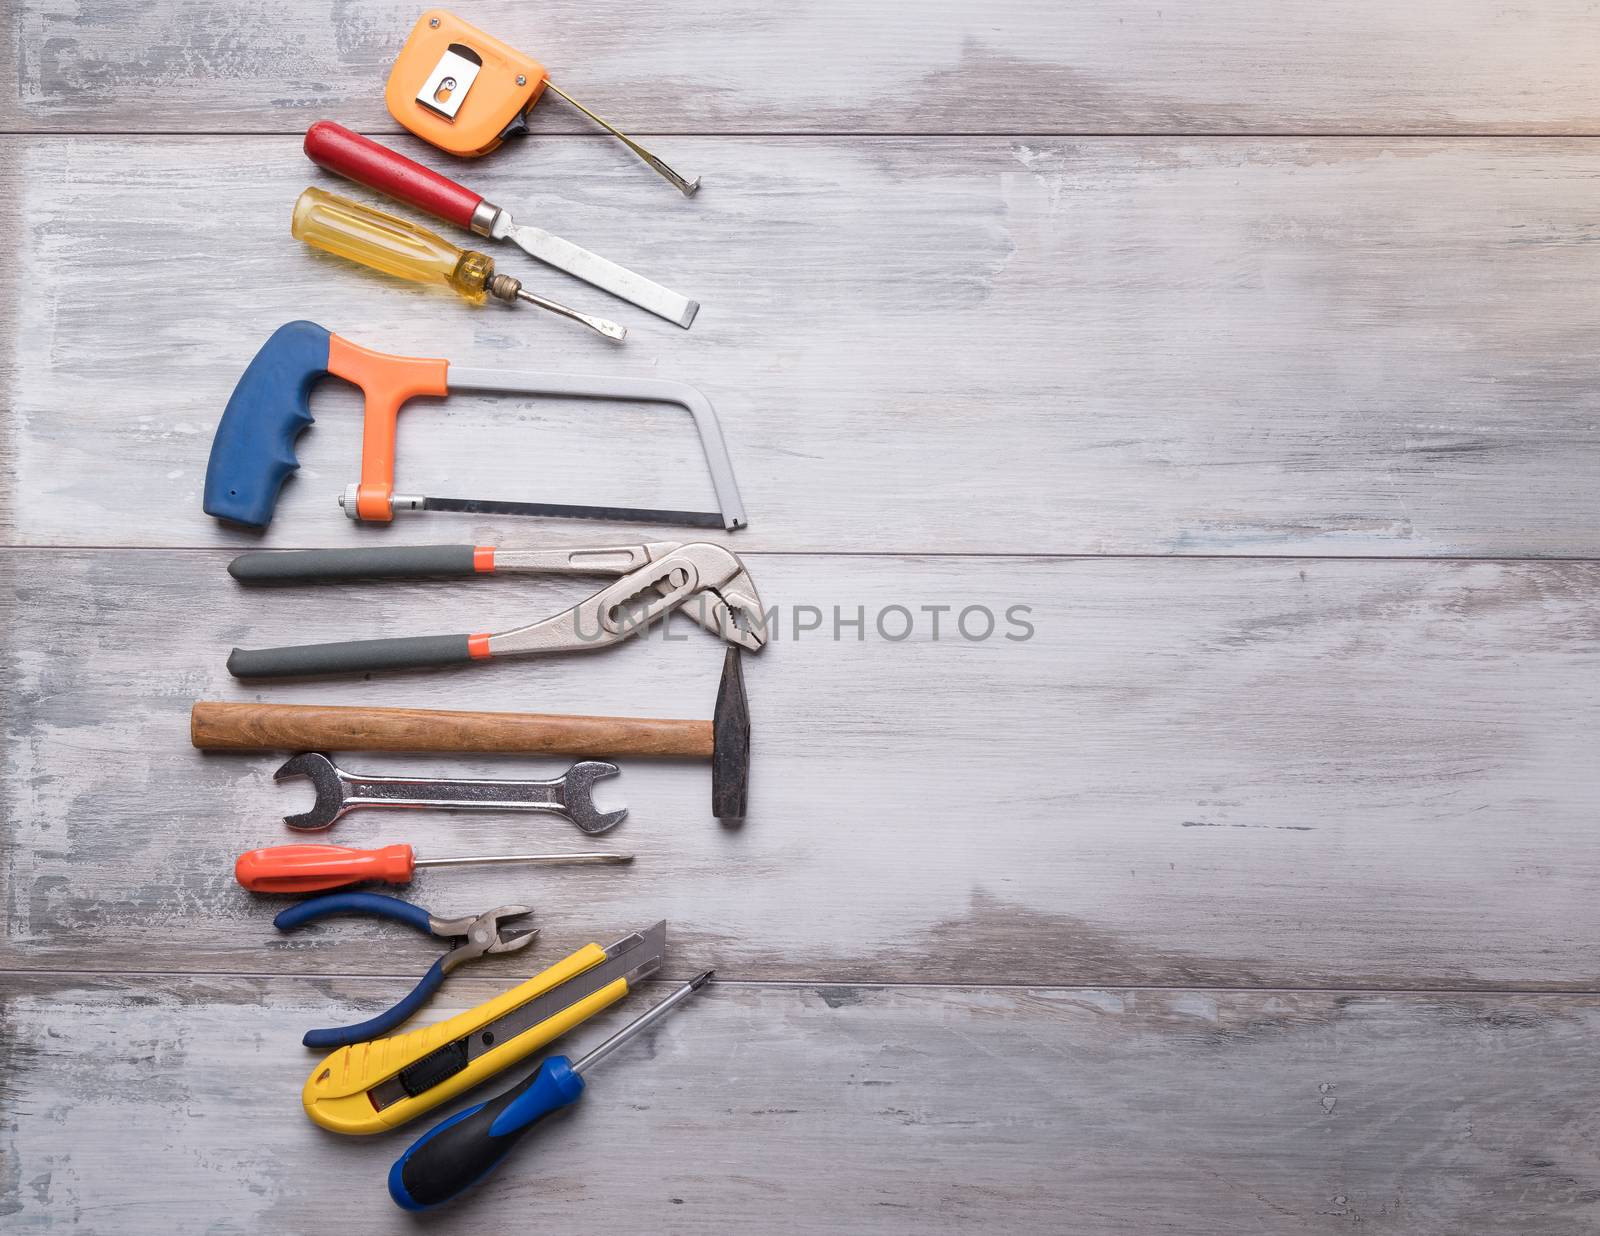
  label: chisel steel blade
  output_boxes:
[495,219,700,329]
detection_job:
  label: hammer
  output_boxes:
[191,649,751,821]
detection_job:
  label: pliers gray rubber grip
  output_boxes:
[223,541,766,679]
[274,892,538,1049]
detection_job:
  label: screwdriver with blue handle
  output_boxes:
[388,968,714,1210]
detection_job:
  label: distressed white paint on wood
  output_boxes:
[6,974,1600,1234]
[5,137,1600,555]
[4,0,1600,1226]
[8,1,1600,135]
[4,551,1596,985]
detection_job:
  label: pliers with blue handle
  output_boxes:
[274,891,539,1049]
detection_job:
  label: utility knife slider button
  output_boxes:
[399,1040,471,1097]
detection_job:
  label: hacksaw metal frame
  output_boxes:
[445,368,748,531]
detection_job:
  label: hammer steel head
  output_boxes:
[711,647,750,823]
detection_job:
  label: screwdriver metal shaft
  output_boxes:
[573,968,714,1073]
[415,851,630,871]
[496,278,627,340]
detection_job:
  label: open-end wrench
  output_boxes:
[275,753,627,834]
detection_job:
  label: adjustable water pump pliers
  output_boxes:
[275,891,538,1048]
[225,541,767,679]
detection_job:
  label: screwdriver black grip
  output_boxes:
[229,545,481,583]
[389,1057,586,1210]
[226,633,478,678]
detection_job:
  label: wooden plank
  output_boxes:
[5,973,1600,1232]
[8,1,1600,135]
[5,550,1597,986]
[5,136,1600,556]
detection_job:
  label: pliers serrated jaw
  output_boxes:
[699,573,768,651]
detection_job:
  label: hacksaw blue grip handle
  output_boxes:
[272,890,435,934]
[302,957,448,1049]
[203,320,332,528]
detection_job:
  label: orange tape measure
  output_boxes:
[385,9,700,194]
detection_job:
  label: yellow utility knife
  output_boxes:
[303,920,666,1135]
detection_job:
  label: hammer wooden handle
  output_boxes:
[190,702,715,758]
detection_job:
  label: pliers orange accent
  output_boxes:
[223,541,765,679]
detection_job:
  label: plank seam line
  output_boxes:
[8,130,1600,140]
[3,545,1599,565]
[4,968,1600,997]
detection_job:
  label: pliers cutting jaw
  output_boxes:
[431,905,540,974]
[274,893,539,1048]
[226,541,767,680]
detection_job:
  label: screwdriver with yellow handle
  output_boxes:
[235,842,632,894]
[291,187,626,342]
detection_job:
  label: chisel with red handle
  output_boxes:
[304,121,699,328]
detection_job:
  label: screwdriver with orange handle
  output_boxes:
[291,187,626,342]
[235,843,632,894]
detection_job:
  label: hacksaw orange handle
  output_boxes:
[326,333,450,521]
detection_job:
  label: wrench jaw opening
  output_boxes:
[561,761,629,834]
[275,751,351,831]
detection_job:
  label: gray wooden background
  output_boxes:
[4,2,1600,1231]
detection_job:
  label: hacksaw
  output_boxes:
[202,321,746,531]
